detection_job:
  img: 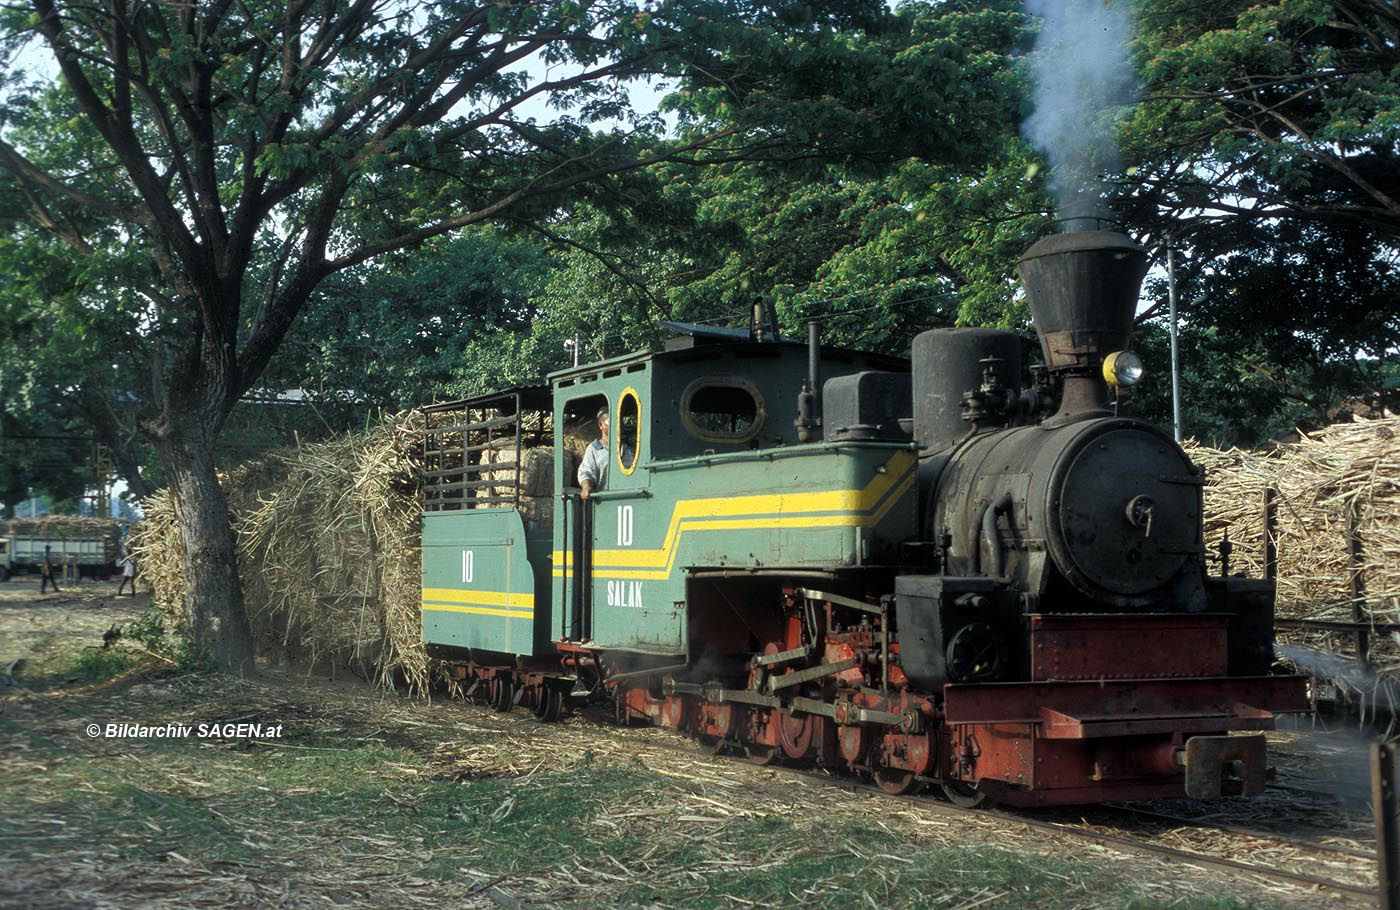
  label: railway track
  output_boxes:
[427,698,1380,903]
[790,768,1379,900]
[1097,802,1374,859]
[985,802,1376,901]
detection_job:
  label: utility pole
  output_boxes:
[91,442,112,518]
[1167,244,1183,443]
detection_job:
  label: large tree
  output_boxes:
[1126,0,1400,240]
[0,0,919,670]
[439,0,1030,386]
[1113,0,1400,439]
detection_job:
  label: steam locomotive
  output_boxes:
[418,229,1308,807]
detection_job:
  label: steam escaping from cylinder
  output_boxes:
[1022,0,1140,229]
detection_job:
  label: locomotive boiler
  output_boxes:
[418,229,1308,807]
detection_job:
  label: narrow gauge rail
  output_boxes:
[1097,802,1374,860]
[449,695,1379,903]
[997,809,1376,901]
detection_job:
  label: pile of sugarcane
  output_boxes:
[1188,415,1400,668]
[2,515,122,537]
[132,411,432,691]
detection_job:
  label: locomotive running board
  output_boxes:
[943,676,1311,738]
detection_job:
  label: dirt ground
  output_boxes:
[0,580,1380,910]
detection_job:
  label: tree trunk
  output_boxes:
[154,418,254,675]
[112,444,153,503]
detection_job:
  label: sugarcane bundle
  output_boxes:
[133,412,433,692]
[1190,415,1400,669]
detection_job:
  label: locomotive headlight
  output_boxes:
[1102,350,1144,388]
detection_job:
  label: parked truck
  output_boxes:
[0,518,122,580]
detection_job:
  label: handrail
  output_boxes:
[647,440,916,472]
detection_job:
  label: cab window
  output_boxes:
[562,394,608,489]
[617,388,641,474]
[681,378,764,444]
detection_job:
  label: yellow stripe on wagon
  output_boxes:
[421,586,534,620]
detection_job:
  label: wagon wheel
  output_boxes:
[697,735,729,755]
[695,702,735,755]
[837,725,867,766]
[872,766,920,796]
[490,677,515,713]
[744,743,780,766]
[774,711,813,762]
[532,687,563,723]
[941,779,990,809]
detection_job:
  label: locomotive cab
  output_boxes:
[548,338,915,662]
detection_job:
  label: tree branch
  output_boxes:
[324,127,740,273]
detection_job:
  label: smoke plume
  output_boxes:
[1022,0,1140,229]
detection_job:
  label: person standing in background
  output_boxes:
[40,545,61,594]
[116,547,138,597]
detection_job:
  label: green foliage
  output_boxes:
[124,607,212,672]
[434,0,1033,388]
[72,648,133,683]
[0,165,143,504]
[3,0,1394,481]
[260,231,552,418]
[1127,216,1400,443]
[469,0,1396,445]
[1129,322,1320,447]
[1107,0,1400,437]
[1126,0,1400,238]
[0,408,91,510]
[123,608,166,654]
[0,0,989,448]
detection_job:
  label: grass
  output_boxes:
[1,701,1272,910]
[0,591,1289,910]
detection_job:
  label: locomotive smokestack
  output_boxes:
[1017,230,1148,420]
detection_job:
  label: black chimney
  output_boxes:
[1017,230,1148,421]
